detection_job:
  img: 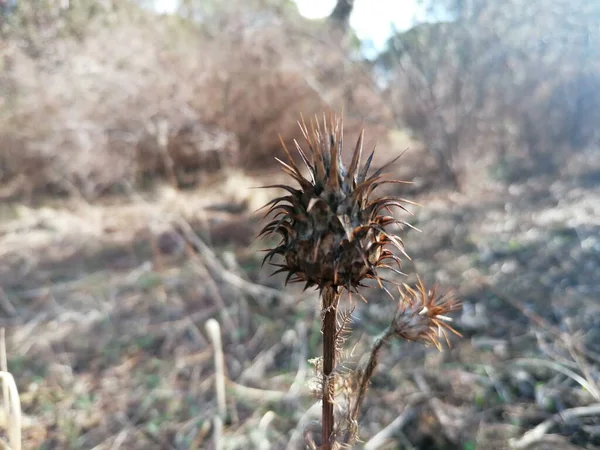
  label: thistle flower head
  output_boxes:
[392,278,462,349]
[259,113,411,292]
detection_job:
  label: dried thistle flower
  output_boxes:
[258,113,411,293]
[393,277,462,349]
[345,278,461,445]
[257,113,414,449]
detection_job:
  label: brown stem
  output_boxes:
[321,286,340,449]
[344,326,393,445]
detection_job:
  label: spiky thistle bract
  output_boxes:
[258,113,413,293]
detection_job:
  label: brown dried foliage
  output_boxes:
[0,1,382,200]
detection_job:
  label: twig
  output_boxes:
[188,419,211,450]
[257,410,276,450]
[288,322,308,397]
[239,338,286,384]
[175,219,295,306]
[0,328,20,450]
[413,371,460,444]
[108,429,130,450]
[509,403,600,449]
[213,415,223,450]
[287,401,321,450]
[345,326,393,445]
[364,406,416,450]
[0,289,16,318]
[189,257,237,338]
[484,365,514,404]
[510,358,600,401]
[0,330,8,427]
[227,379,307,403]
[0,372,20,450]
[564,323,600,402]
[205,319,227,421]
[15,271,111,299]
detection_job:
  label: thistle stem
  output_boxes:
[345,326,393,445]
[321,286,340,449]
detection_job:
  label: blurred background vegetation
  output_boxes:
[0,0,599,449]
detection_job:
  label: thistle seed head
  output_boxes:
[392,278,462,349]
[259,113,411,292]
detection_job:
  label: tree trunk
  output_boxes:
[328,0,354,32]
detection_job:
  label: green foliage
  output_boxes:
[73,393,95,410]
[463,441,476,450]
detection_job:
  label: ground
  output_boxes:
[0,144,599,449]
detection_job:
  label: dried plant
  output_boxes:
[344,278,461,445]
[259,113,461,449]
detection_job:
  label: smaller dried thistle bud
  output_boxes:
[392,278,461,349]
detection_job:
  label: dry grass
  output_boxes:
[0,147,598,448]
[0,171,315,449]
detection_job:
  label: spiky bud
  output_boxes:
[259,114,412,292]
[392,278,462,349]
